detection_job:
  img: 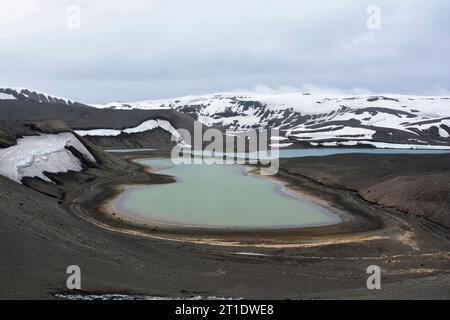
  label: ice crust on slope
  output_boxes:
[75,119,183,142]
[310,141,450,149]
[290,127,377,141]
[0,132,96,183]
[0,92,17,100]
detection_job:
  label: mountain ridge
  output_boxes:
[1,87,450,148]
[91,91,450,148]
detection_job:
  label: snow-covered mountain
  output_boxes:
[93,92,450,148]
[2,87,450,148]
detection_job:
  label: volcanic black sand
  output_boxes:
[0,148,449,299]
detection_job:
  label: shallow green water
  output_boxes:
[113,159,339,229]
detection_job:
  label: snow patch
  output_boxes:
[270,136,289,141]
[290,127,376,141]
[0,92,17,100]
[439,127,449,138]
[269,143,293,148]
[75,119,185,144]
[0,132,96,183]
[311,140,450,150]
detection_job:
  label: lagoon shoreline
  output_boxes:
[90,154,384,246]
[100,159,342,235]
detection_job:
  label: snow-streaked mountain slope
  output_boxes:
[0,87,80,106]
[2,87,449,148]
[0,87,204,149]
[94,92,450,147]
[0,132,96,183]
[75,119,186,145]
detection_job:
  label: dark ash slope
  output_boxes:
[280,153,450,228]
[0,100,201,149]
[1,149,449,299]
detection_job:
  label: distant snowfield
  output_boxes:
[93,92,450,116]
[0,132,96,183]
[91,91,450,148]
[310,141,450,150]
[290,127,377,141]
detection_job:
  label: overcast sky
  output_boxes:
[0,0,449,103]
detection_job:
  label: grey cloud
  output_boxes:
[0,0,449,103]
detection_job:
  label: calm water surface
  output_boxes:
[112,159,339,229]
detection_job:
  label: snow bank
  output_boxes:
[289,127,376,141]
[0,92,17,100]
[0,132,96,183]
[75,119,183,142]
[269,143,293,148]
[270,136,289,141]
[310,141,450,150]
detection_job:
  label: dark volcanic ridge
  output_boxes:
[0,97,201,149]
